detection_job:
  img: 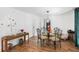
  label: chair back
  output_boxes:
[54,27,62,39]
[58,29,62,39]
[37,28,41,39]
[54,27,58,37]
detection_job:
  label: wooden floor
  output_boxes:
[10,36,79,52]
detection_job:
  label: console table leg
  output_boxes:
[28,34,29,43]
[5,40,8,52]
[1,40,3,52]
[24,35,26,43]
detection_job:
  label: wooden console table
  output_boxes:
[1,32,29,52]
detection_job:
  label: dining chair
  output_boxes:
[50,27,62,49]
[37,28,41,44]
[57,29,62,48]
[36,28,48,46]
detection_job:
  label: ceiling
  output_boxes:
[13,7,75,16]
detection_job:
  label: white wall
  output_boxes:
[50,10,74,34]
[0,7,41,49]
[40,10,74,38]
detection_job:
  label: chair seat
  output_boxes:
[41,36,48,40]
[49,37,60,41]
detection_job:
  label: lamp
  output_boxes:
[43,10,51,34]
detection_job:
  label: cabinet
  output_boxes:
[67,30,75,41]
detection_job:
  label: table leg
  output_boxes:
[54,41,56,50]
[47,33,50,46]
[1,40,3,52]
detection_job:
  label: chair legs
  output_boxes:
[53,41,61,50]
[37,39,42,47]
[40,39,43,47]
[37,39,44,47]
[41,39,45,47]
[59,40,61,48]
[37,39,40,44]
[37,39,61,49]
[41,39,47,47]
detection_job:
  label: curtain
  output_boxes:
[75,8,79,47]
